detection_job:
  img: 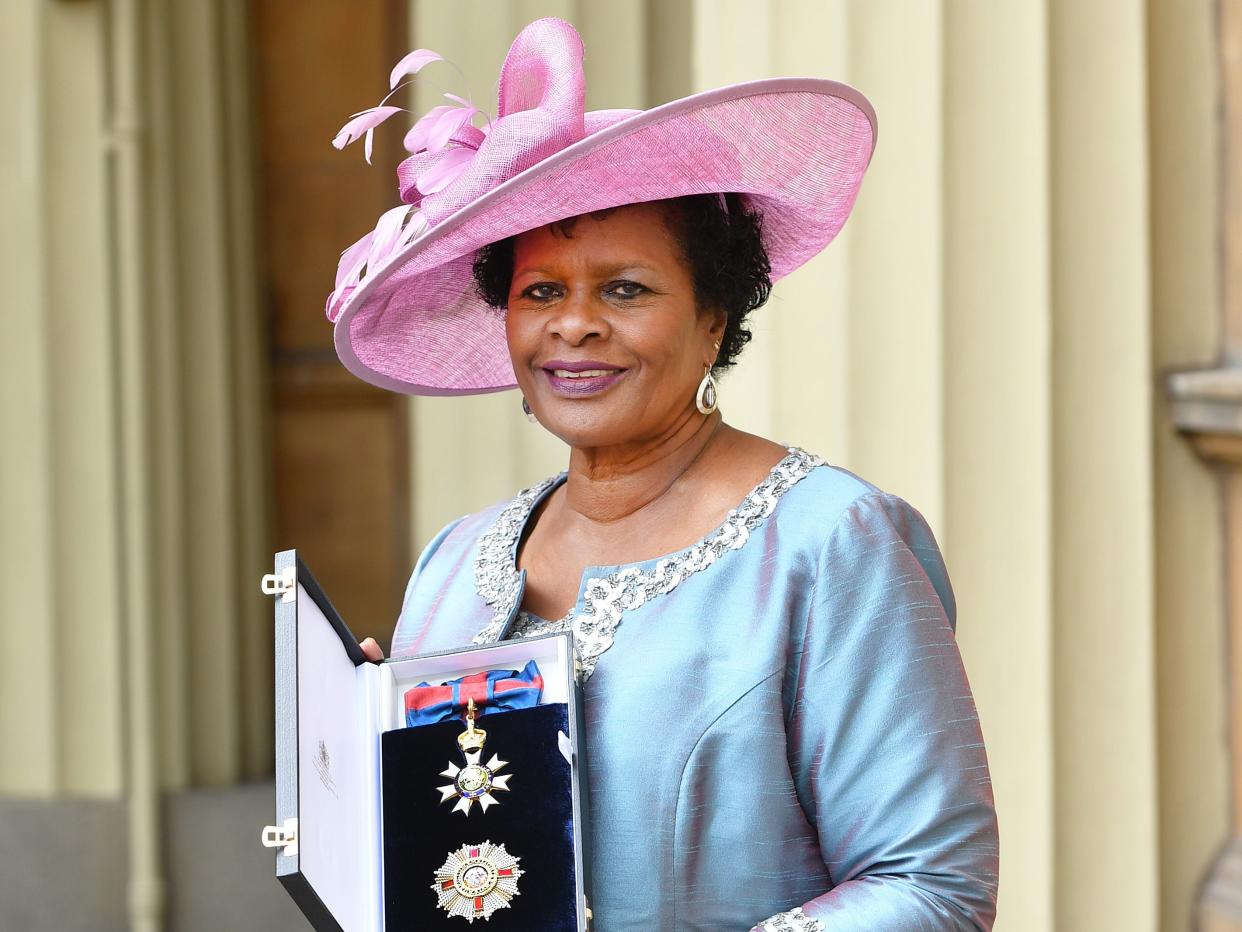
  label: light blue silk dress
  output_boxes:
[391,447,1000,931]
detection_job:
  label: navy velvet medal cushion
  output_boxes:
[381,703,577,930]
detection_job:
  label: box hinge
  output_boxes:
[260,566,296,602]
[261,817,299,856]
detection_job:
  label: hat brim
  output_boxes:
[333,78,877,396]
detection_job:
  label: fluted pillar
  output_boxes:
[0,0,267,927]
[1169,2,1242,930]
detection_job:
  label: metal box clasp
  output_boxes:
[260,817,299,856]
[260,566,296,602]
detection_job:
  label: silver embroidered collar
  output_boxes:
[471,446,824,679]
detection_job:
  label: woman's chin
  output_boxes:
[534,416,620,449]
[529,402,636,449]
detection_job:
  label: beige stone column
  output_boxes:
[1,0,268,927]
[843,1,944,522]
[1,0,123,801]
[1148,3,1230,924]
[0,0,59,796]
[1049,1,1159,927]
[943,4,1055,927]
[1169,2,1242,930]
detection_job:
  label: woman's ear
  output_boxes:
[704,309,727,360]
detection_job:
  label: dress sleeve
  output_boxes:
[753,491,999,931]
[391,515,467,650]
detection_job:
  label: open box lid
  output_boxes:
[265,550,381,932]
[263,550,590,931]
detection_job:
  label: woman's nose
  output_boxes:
[546,291,610,345]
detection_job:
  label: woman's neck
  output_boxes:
[562,411,725,525]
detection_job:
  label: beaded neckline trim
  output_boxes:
[471,446,824,679]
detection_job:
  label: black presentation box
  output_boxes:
[261,550,591,931]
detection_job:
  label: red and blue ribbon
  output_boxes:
[404,659,544,728]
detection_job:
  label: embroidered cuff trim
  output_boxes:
[756,906,824,932]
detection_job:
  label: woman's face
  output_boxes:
[504,202,724,451]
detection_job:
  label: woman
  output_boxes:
[335,17,998,931]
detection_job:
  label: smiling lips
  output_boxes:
[541,360,627,397]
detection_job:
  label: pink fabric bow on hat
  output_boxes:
[325,17,876,396]
[327,18,602,323]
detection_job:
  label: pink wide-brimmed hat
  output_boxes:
[327,17,876,395]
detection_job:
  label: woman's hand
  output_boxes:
[360,637,385,663]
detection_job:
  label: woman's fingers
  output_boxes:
[360,637,385,663]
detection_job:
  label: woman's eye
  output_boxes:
[521,283,561,301]
[607,280,648,300]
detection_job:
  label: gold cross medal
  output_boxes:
[431,840,523,922]
[438,698,511,815]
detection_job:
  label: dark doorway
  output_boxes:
[252,0,412,646]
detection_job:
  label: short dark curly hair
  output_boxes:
[470,193,772,371]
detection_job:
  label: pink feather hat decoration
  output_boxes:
[327,17,877,396]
